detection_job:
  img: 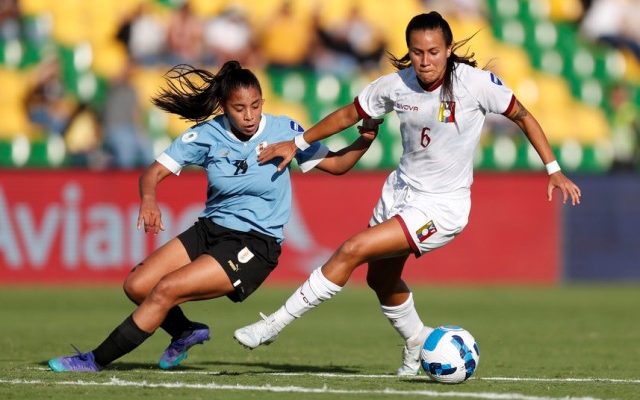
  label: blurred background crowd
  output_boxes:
[0,0,638,172]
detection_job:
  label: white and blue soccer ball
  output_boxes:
[420,325,480,384]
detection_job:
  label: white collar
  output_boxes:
[222,114,266,143]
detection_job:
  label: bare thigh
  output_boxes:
[133,254,235,332]
[123,238,191,303]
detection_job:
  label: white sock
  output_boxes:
[272,267,342,327]
[380,292,431,342]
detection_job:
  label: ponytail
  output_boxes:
[152,60,261,123]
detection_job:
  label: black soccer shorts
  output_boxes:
[177,218,281,302]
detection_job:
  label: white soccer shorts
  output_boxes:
[369,171,471,256]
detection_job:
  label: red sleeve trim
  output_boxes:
[353,97,370,119]
[393,215,420,256]
[502,94,517,116]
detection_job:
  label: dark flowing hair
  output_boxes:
[152,60,262,123]
[388,11,477,102]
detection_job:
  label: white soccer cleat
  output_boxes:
[396,326,430,376]
[234,312,281,349]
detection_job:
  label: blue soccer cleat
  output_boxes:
[158,323,210,370]
[48,346,101,372]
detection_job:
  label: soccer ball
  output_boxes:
[420,325,480,384]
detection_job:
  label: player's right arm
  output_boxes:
[137,161,173,234]
[258,103,362,171]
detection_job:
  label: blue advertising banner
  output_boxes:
[563,173,640,281]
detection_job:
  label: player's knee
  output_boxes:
[337,236,370,266]
[123,273,147,303]
[147,279,178,308]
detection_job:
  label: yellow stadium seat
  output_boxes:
[189,0,227,17]
[548,0,584,22]
[92,41,129,80]
[490,43,534,88]
[516,72,573,113]
[570,103,611,144]
[131,67,172,109]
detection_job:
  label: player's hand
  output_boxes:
[358,118,383,142]
[257,140,297,172]
[548,172,581,206]
[137,197,165,234]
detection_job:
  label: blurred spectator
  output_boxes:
[312,5,386,76]
[0,0,20,41]
[608,83,640,170]
[116,3,166,65]
[580,0,640,60]
[166,1,204,65]
[24,54,77,136]
[101,63,154,169]
[259,1,314,69]
[203,5,260,67]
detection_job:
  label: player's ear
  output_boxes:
[446,47,452,58]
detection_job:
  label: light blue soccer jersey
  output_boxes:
[157,113,328,242]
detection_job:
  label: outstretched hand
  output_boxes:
[548,172,582,205]
[137,197,165,234]
[257,140,298,172]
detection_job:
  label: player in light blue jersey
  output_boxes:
[48,60,382,372]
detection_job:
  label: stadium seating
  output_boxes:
[0,0,637,171]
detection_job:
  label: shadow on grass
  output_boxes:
[38,359,360,374]
[198,360,361,374]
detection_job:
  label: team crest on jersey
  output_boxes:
[289,120,304,132]
[490,72,503,86]
[238,247,255,263]
[438,101,456,123]
[181,130,198,143]
[416,220,437,242]
[255,141,268,155]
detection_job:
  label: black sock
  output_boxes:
[92,315,152,367]
[161,306,193,339]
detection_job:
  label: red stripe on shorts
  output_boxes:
[393,214,420,256]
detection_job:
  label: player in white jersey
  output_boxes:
[48,61,381,372]
[234,12,582,376]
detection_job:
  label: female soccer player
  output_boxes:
[48,60,381,372]
[234,12,582,375]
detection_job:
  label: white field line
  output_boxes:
[27,367,640,384]
[0,377,612,400]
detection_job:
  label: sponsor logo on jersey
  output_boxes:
[290,121,304,132]
[416,220,437,242]
[438,101,456,123]
[490,73,503,86]
[181,130,198,143]
[238,246,255,263]
[394,102,419,111]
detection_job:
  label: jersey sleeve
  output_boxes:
[295,142,330,172]
[465,68,515,114]
[356,73,397,118]
[282,117,330,173]
[156,128,209,175]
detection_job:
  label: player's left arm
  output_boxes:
[314,118,383,175]
[506,99,582,205]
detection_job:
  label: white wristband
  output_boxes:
[545,160,561,175]
[294,134,311,151]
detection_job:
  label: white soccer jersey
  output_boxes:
[356,63,515,195]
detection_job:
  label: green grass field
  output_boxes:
[1,284,638,399]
